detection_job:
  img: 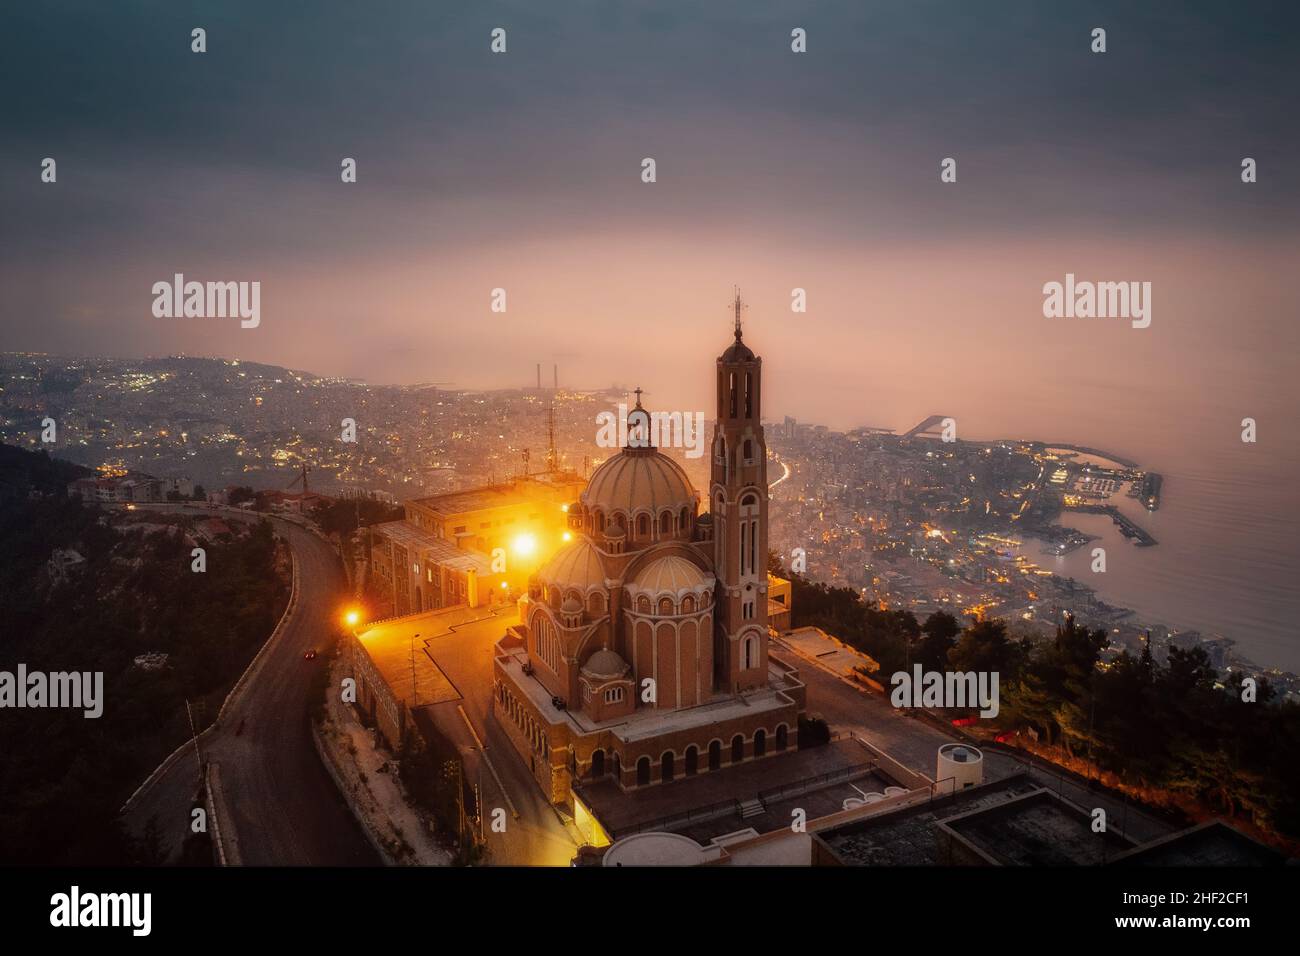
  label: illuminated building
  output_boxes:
[369,471,585,615]
[492,299,806,809]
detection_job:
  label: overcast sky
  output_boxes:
[2,0,1297,435]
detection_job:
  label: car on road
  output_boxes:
[303,649,318,661]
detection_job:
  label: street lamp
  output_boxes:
[410,632,420,707]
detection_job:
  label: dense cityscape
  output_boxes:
[4,0,1298,938]
[3,350,1293,699]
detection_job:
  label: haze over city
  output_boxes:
[1,1,1298,910]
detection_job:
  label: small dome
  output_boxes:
[632,554,710,593]
[583,448,696,518]
[538,537,606,592]
[582,648,630,680]
[561,596,583,614]
[720,327,756,363]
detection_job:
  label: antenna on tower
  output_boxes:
[547,404,557,472]
[732,286,746,339]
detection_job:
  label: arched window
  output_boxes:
[590,749,605,779]
[744,372,754,418]
[728,372,737,418]
[637,513,649,537]
[533,613,561,673]
[776,724,789,752]
[588,591,606,615]
[595,510,606,532]
[739,494,760,577]
[708,739,722,771]
[754,728,767,758]
[731,734,745,764]
[636,756,651,786]
[636,595,651,614]
[658,597,674,615]
[743,439,754,463]
[681,595,695,614]
[742,633,759,670]
[661,751,675,783]
[685,745,698,776]
[659,511,672,535]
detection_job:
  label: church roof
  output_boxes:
[719,330,755,363]
[537,536,606,591]
[632,554,711,593]
[582,447,696,517]
[581,647,630,680]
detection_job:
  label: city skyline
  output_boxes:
[3,4,1298,428]
[1,0,1296,914]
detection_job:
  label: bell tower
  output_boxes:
[711,290,769,694]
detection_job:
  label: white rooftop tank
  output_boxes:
[937,743,984,792]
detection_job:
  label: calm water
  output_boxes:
[858,379,1300,673]
[782,320,1300,673]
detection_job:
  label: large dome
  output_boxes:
[583,447,696,517]
[537,536,606,592]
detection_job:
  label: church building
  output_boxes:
[492,298,807,807]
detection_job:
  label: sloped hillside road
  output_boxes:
[121,507,379,865]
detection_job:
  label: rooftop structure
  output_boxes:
[1109,820,1285,867]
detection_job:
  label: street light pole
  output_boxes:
[185,698,203,775]
[409,632,420,707]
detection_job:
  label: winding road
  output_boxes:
[121,507,379,866]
